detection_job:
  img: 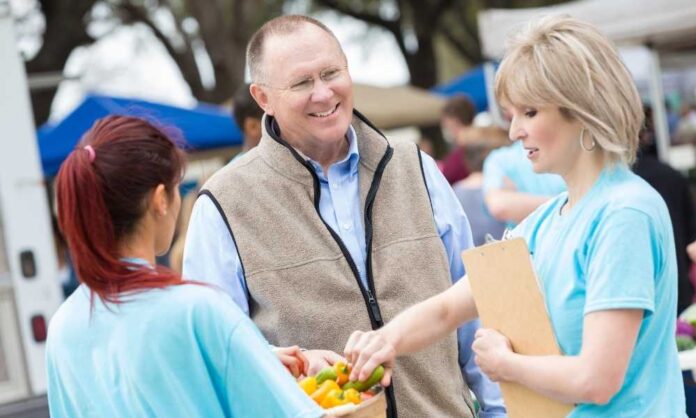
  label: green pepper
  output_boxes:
[342,364,384,392]
[315,367,338,385]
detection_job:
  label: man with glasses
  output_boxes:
[183,14,506,418]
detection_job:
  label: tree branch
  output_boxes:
[440,25,481,64]
[429,0,457,22]
[454,2,480,45]
[314,0,401,36]
[115,3,205,95]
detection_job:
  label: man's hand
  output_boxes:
[302,349,345,376]
[273,345,308,378]
[343,330,395,387]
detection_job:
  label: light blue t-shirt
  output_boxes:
[512,165,686,417]
[482,141,566,197]
[46,284,324,418]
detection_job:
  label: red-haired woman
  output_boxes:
[47,116,325,418]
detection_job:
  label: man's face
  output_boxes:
[440,115,463,144]
[251,24,353,149]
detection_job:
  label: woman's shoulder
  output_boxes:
[600,167,667,216]
[164,283,246,323]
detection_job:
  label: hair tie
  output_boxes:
[84,145,96,163]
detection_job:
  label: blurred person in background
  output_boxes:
[688,240,696,289]
[438,95,474,184]
[676,102,696,144]
[417,136,435,158]
[452,126,508,246]
[183,14,505,418]
[230,82,264,164]
[47,115,325,418]
[344,16,686,417]
[634,105,696,314]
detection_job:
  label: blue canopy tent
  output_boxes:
[37,94,242,177]
[432,64,492,113]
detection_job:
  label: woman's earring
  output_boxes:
[579,128,596,152]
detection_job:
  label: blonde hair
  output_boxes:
[495,15,643,164]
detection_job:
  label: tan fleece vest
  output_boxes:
[202,112,474,418]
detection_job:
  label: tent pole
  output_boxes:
[647,46,670,163]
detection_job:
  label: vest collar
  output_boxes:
[257,110,390,185]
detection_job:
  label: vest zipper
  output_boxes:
[365,289,382,323]
[283,148,384,331]
[265,115,397,418]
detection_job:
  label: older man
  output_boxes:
[183,15,506,418]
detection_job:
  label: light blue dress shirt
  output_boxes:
[183,126,507,417]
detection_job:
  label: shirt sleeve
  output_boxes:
[224,316,324,418]
[584,208,656,315]
[183,194,251,315]
[482,149,508,193]
[421,151,507,417]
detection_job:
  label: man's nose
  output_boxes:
[310,79,334,101]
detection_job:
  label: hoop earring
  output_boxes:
[579,128,596,152]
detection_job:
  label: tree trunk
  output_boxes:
[25,0,96,126]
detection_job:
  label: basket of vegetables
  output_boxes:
[298,362,387,418]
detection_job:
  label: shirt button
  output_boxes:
[332,183,340,189]
[343,223,352,230]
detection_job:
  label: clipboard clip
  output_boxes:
[484,228,514,244]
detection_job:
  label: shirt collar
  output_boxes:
[304,125,360,180]
[121,257,154,269]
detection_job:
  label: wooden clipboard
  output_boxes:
[461,238,573,418]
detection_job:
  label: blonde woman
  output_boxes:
[344,15,686,417]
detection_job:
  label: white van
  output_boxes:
[0,1,64,415]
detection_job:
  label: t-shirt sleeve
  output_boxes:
[482,150,507,193]
[224,316,324,418]
[584,208,657,316]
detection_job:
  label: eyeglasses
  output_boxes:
[258,65,349,95]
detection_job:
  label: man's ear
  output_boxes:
[250,83,274,116]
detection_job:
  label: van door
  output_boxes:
[0,0,63,406]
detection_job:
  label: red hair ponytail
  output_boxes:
[56,116,187,304]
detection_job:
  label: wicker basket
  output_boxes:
[325,386,387,418]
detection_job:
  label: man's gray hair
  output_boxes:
[246,15,342,84]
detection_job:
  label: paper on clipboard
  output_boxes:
[461,238,573,418]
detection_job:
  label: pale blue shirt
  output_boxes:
[46,283,323,418]
[183,126,506,417]
[511,165,686,417]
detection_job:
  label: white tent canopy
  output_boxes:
[478,0,696,61]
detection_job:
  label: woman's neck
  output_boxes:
[117,228,156,266]
[561,152,606,214]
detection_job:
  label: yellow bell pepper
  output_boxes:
[333,361,351,386]
[298,376,317,396]
[343,388,361,405]
[311,380,341,406]
[320,389,350,408]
